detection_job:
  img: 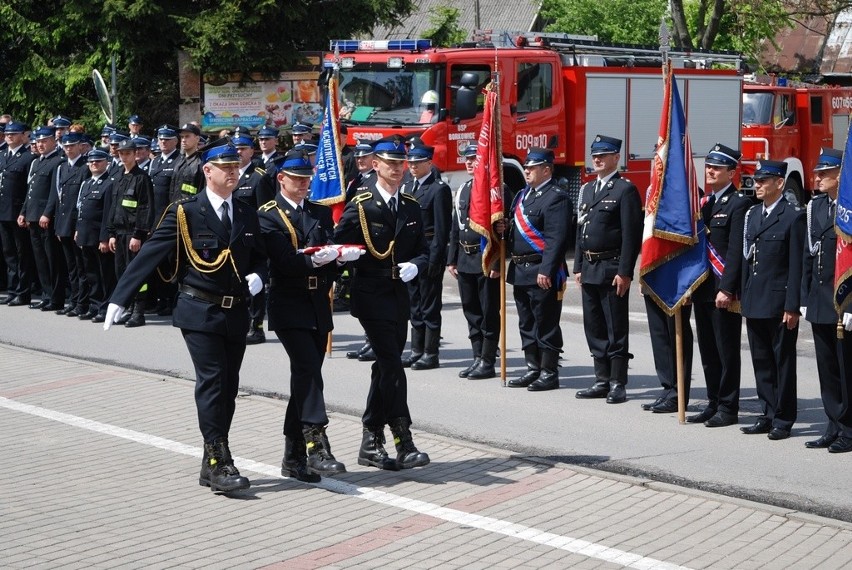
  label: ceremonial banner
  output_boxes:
[310,75,346,221]
[468,85,504,275]
[639,65,708,315]
[834,117,852,313]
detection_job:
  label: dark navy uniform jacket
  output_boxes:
[110,191,267,337]
[801,194,838,325]
[234,163,273,210]
[20,150,62,222]
[148,150,178,222]
[46,157,88,238]
[401,171,452,270]
[334,181,428,321]
[741,198,805,319]
[573,173,643,285]
[258,193,337,334]
[693,184,751,302]
[448,179,512,275]
[0,145,36,222]
[75,174,114,248]
[508,178,573,287]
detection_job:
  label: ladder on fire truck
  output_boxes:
[470,29,743,71]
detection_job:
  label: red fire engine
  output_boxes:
[741,77,852,204]
[326,34,743,206]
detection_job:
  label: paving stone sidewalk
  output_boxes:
[2,344,851,570]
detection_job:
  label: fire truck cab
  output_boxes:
[327,35,743,210]
[741,78,852,204]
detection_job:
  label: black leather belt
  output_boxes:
[270,275,326,290]
[355,267,401,280]
[511,253,542,264]
[584,249,620,262]
[179,284,244,309]
[459,242,481,254]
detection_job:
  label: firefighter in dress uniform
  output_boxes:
[801,148,852,453]
[74,149,116,321]
[504,147,573,392]
[333,135,431,471]
[399,143,452,370]
[233,132,274,345]
[448,143,512,379]
[574,135,643,404]
[258,149,361,481]
[687,144,752,426]
[740,160,805,440]
[104,139,268,493]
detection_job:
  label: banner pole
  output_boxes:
[675,306,685,424]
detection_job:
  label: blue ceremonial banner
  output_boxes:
[639,66,709,315]
[834,116,852,313]
[309,75,345,207]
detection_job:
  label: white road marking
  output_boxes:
[3,396,692,570]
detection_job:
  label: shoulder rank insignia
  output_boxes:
[255,167,266,176]
[354,191,372,203]
[401,193,419,204]
[259,200,277,212]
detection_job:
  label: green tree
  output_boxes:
[0,0,415,130]
[422,4,468,47]
[540,0,668,45]
[540,0,852,68]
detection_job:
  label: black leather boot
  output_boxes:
[606,356,628,404]
[576,358,611,399]
[388,418,430,468]
[467,338,497,380]
[507,346,540,387]
[358,425,399,470]
[246,319,266,345]
[402,327,425,367]
[411,328,440,370]
[528,349,560,391]
[281,435,320,482]
[124,302,146,328]
[458,337,483,378]
[303,425,346,475]
[201,439,250,492]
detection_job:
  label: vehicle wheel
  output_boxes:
[783,176,803,206]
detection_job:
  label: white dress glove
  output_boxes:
[103,303,126,331]
[843,313,852,332]
[245,273,263,296]
[311,246,339,267]
[800,306,807,320]
[397,262,418,283]
[337,246,366,263]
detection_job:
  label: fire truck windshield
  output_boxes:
[742,92,774,125]
[337,64,442,126]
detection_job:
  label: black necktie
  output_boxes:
[388,196,397,217]
[221,202,232,234]
[412,180,420,195]
[296,204,307,229]
[594,180,601,195]
[829,200,837,223]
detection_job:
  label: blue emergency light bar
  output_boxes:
[330,39,432,53]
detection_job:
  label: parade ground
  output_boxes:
[3,279,852,568]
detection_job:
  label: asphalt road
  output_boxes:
[3,273,849,522]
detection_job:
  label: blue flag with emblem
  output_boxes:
[309,75,345,207]
[834,118,852,314]
[639,65,709,315]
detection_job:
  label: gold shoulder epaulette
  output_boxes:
[354,191,372,203]
[255,167,266,176]
[400,193,419,204]
[259,199,277,212]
